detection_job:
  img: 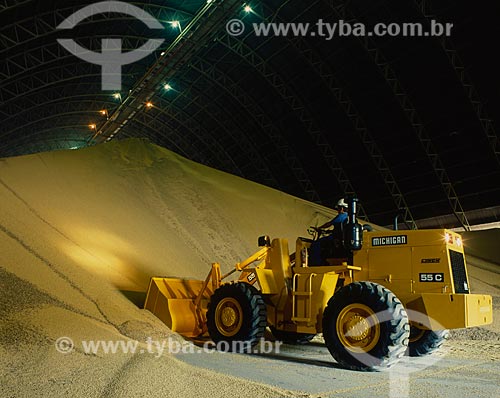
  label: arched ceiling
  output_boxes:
[1,0,499,228]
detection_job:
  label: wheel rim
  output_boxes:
[409,326,426,343]
[336,303,380,352]
[215,297,243,337]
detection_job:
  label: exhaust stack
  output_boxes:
[345,196,363,251]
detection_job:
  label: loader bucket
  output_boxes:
[144,277,214,337]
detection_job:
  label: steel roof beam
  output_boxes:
[94,0,243,144]
[414,0,500,168]
[261,0,414,227]
[327,0,470,230]
[189,57,319,200]
[217,32,367,217]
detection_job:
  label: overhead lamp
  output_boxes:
[164,83,173,91]
[145,102,154,108]
[244,5,253,13]
[89,124,97,130]
[100,109,109,120]
[169,20,181,31]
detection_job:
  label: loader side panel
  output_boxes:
[366,246,413,296]
[411,246,450,294]
[259,238,291,294]
[357,229,471,300]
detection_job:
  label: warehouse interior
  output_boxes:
[1,1,499,398]
[1,0,499,229]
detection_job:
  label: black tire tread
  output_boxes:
[207,282,267,351]
[408,329,449,357]
[322,281,410,371]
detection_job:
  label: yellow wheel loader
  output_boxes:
[145,197,493,370]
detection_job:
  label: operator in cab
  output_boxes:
[318,198,348,230]
[309,198,349,265]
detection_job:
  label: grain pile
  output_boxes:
[1,138,498,397]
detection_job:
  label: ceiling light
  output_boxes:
[244,5,252,13]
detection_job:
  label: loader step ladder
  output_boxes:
[291,273,316,324]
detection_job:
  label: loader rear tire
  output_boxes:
[322,281,410,371]
[270,326,315,345]
[207,283,266,352]
[407,327,449,357]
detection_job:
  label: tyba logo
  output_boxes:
[57,1,165,90]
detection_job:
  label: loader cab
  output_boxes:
[303,197,364,266]
[308,227,356,266]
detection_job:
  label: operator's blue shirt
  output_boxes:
[330,212,348,226]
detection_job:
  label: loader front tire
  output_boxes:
[322,281,410,371]
[207,283,266,352]
[407,327,448,357]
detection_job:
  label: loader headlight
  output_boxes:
[444,233,462,247]
[258,235,271,247]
